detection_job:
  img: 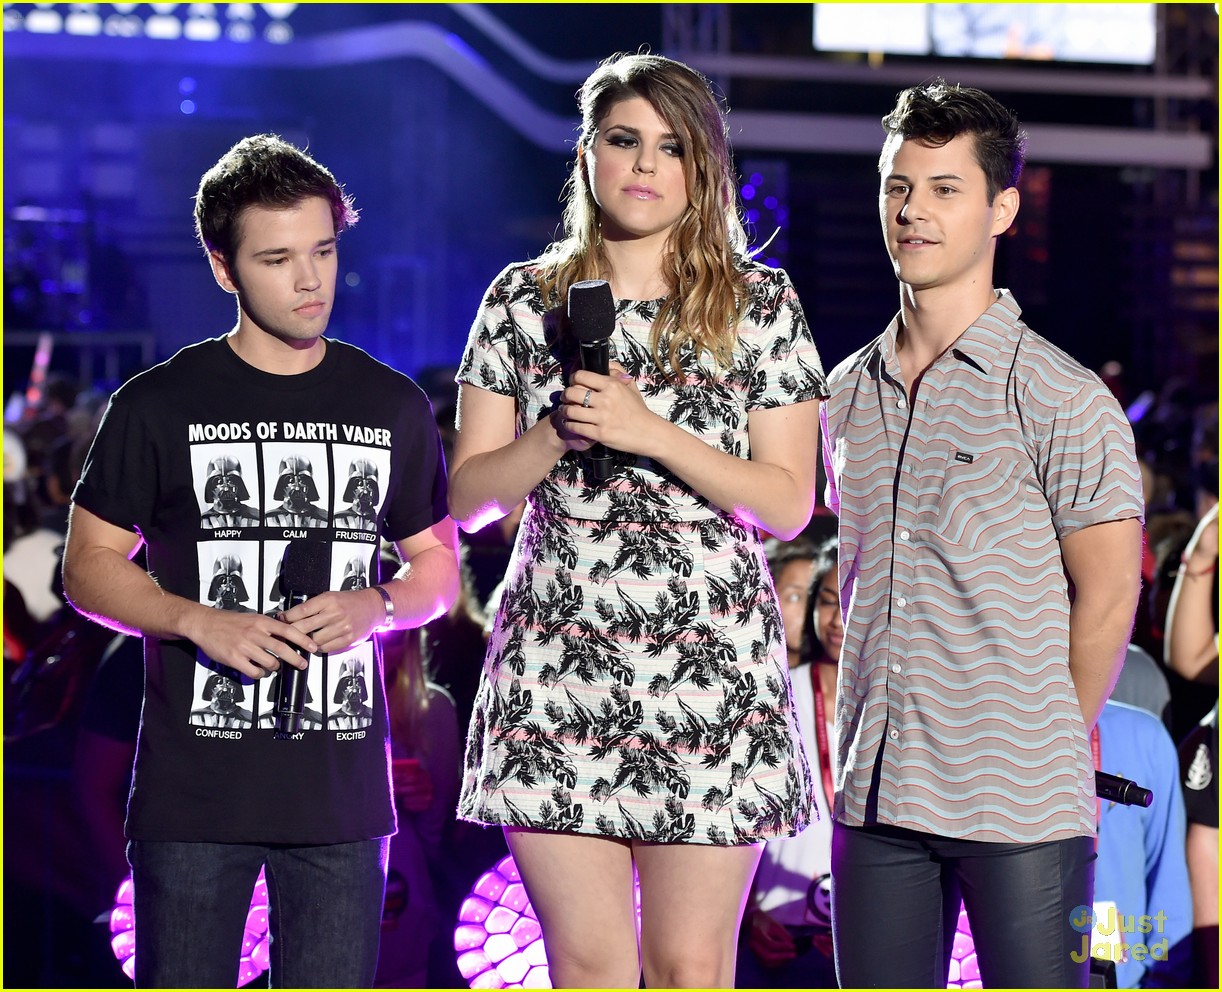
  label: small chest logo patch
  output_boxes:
[954,451,975,464]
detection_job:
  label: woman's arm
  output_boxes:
[561,366,821,540]
[447,383,591,533]
[1165,503,1219,683]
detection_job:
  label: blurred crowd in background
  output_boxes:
[3,350,1216,988]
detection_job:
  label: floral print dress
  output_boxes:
[456,260,828,844]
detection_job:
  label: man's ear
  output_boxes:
[209,250,238,294]
[991,186,1020,238]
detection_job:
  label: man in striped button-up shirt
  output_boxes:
[822,80,1144,988]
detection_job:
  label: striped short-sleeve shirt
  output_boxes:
[821,291,1144,843]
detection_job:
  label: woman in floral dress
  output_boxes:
[449,52,827,988]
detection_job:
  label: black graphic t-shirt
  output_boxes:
[73,337,448,844]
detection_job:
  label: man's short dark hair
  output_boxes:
[194,133,359,261]
[880,79,1026,202]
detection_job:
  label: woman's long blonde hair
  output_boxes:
[536,53,748,381]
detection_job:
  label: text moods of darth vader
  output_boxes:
[187,419,391,740]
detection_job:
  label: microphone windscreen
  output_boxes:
[280,541,331,597]
[567,279,616,344]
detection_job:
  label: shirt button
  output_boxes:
[899,529,911,541]
[889,729,900,740]
[897,397,906,409]
[896,597,907,608]
[892,663,901,674]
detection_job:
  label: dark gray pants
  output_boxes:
[831,820,1096,989]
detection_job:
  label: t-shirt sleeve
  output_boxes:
[382,402,450,543]
[1179,718,1218,829]
[1039,378,1145,538]
[455,266,522,398]
[71,387,156,535]
[743,268,829,411]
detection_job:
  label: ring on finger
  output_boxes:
[582,388,592,408]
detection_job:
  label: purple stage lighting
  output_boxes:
[454,854,642,989]
[947,902,982,988]
[454,855,549,988]
[109,868,271,986]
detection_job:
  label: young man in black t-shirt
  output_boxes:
[63,134,460,988]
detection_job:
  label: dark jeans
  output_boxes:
[128,837,389,989]
[831,821,1096,989]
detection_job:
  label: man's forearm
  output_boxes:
[382,541,460,630]
[1061,518,1142,731]
[63,543,202,641]
[1067,598,1134,731]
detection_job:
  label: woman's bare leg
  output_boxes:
[635,841,763,989]
[504,827,641,989]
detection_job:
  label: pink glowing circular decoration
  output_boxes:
[109,868,271,986]
[455,854,641,989]
[946,901,982,989]
[454,855,549,989]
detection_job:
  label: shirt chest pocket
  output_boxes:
[930,447,1039,550]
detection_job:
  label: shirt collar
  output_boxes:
[880,289,1023,379]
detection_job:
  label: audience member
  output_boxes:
[763,537,819,668]
[1140,510,1196,654]
[4,429,66,628]
[421,543,488,736]
[1089,700,1192,988]
[1178,702,1218,989]
[1161,500,1218,988]
[17,373,79,502]
[737,539,838,988]
[71,633,143,913]
[1164,503,1219,686]
[1109,642,1173,730]
[1142,514,1213,744]
[375,594,463,989]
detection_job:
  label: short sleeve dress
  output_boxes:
[456,259,828,845]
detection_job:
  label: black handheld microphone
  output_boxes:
[567,278,617,481]
[1095,770,1153,808]
[274,540,330,740]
